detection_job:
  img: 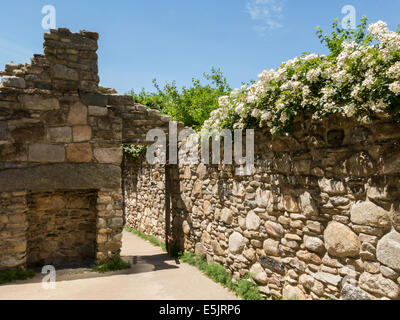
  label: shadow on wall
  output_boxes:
[169,163,186,253]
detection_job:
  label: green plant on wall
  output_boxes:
[0,268,35,285]
[122,145,148,159]
[179,251,266,300]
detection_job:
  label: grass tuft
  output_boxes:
[124,226,167,252]
[0,268,35,285]
[179,251,265,300]
[93,255,131,273]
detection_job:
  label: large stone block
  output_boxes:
[68,102,88,125]
[359,272,399,299]
[0,163,121,192]
[324,222,361,258]
[299,191,318,217]
[73,125,92,142]
[250,263,268,285]
[19,95,59,111]
[341,284,371,300]
[93,148,122,165]
[29,143,65,162]
[350,201,391,228]
[47,127,72,143]
[88,105,108,116]
[246,211,260,231]
[67,143,93,162]
[79,91,107,107]
[52,64,79,81]
[377,231,400,270]
[10,124,45,143]
[2,76,26,89]
[229,232,244,254]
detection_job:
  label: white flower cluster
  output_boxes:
[203,21,400,134]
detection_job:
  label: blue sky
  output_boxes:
[1,0,400,94]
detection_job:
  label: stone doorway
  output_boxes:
[26,190,98,268]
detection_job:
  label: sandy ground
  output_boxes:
[0,230,238,300]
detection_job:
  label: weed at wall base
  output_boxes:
[0,268,35,285]
[124,226,167,252]
[179,251,266,301]
[93,255,131,273]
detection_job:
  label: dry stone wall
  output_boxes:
[123,154,167,243]
[125,116,400,300]
[0,28,171,270]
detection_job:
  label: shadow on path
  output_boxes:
[0,253,180,287]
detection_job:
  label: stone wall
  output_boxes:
[26,190,97,268]
[0,28,172,270]
[123,154,167,243]
[125,116,400,300]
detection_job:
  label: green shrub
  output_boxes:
[122,145,148,159]
[131,67,232,129]
[204,17,400,136]
[93,255,131,273]
[0,268,35,285]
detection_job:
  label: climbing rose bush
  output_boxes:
[203,19,400,135]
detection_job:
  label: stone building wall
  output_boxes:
[125,116,400,300]
[0,28,171,270]
[26,190,98,268]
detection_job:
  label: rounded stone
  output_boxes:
[324,222,361,258]
[243,248,256,262]
[299,191,318,217]
[246,211,260,231]
[265,221,285,238]
[299,274,315,289]
[229,232,244,254]
[250,262,268,285]
[282,285,306,300]
[341,284,371,300]
[263,238,280,256]
[182,221,191,235]
[304,236,325,254]
[350,201,391,228]
[377,230,400,270]
[195,243,207,257]
[221,208,233,224]
[359,272,400,299]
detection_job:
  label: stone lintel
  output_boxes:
[0,163,121,192]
